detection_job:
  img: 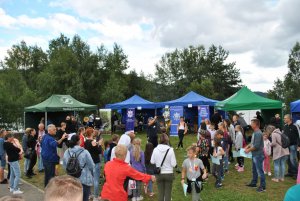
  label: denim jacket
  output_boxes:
[63,145,95,186]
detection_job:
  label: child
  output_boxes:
[235,125,244,172]
[182,146,207,201]
[197,130,210,174]
[144,142,155,197]
[130,138,146,201]
[263,132,272,176]
[107,134,119,161]
[103,140,111,163]
[212,138,224,188]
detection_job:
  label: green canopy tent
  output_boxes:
[24,95,97,128]
[215,86,283,126]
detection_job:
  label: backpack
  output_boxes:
[280,132,290,149]
[66,149,85,178]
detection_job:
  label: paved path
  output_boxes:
[0,173,44,201]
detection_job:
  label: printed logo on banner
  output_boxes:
[173,112,181,121]
[127,110,134,118]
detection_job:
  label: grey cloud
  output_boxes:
[52,0,300,68]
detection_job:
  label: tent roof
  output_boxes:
[105,95,156,109]
[156,91,218,107]
[291,100,300,113]
[25,95,97,112]
[215,86,282,111]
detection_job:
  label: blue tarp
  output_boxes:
[105,95,157,109]
[156,91,218,107]
[291,100,300,113]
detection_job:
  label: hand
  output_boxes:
[151,175,156,182]
[297,147,300,152]
[244,149,250,154]
[61,134,68,140]
[202,173,207,180]
[181,179,185,185]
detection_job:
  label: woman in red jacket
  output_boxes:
[101,144,156,201]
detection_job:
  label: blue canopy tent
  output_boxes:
[156,91,218,107]
[105,95,157,109]
[291,100,300,122]
[156,91,219,134]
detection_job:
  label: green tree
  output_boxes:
[268,42,300,111]
[155,45,241,100]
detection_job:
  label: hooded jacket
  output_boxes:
[151,144,176,174]
[110,134,131,163]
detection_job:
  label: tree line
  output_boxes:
[0,34,243,124]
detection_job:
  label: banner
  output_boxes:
[125,108,135,131]
[198,105,210,127]
[170,106,183,136]
[99,109,112,133]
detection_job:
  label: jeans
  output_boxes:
[132,181,142,198]
[83,184,91,201]
[288,145,298,175]
[224,153,229,171]
[147,180,153,193]
[191,182,201,201]
[9,161,21,191]
[274,155,288,179]
[43,160,56,187]
[93,162,101,197]
[38,154,44,171]
[157,173,174,201]
[251,155,266,188]
[212,164,221,186]
[24,158,30,173]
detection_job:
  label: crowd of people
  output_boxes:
[0,112,300,201]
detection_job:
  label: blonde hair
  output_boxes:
[44,175,83,201]
[235,125,242,131]
[115,144,127,160]
[132,138,142,162]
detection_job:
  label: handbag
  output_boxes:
[24,148,33,159]
[154,148,170,175]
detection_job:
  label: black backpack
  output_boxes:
[281,132,290,149]
[66,149,85,178]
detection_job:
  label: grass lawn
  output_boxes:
[19,132,294,201]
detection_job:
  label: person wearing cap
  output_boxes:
[110,131,135,163]
[147,116,159,148]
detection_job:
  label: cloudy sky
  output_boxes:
[1,0,299,92]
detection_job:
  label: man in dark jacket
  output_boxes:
[283,114,299,179]
[211,110,222,130]
[147,116,159,148]
[41,124,67,187]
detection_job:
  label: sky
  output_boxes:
[1,0,300,92]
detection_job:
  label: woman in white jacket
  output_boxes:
[151,134,177,201]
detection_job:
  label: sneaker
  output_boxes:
[9,188,14,193]
[216,183,222,188]
[246,183,257,188]
[235,163,239,167]
[93,198,99,201]
[137,196,144,201]
[264,171,267,175]
[268,172,272,176]
[238,167,244,172]
[256,187,266,193]
[13,189,23,195]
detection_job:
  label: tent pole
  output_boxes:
[155,109,157,116]
[45,112,48,129]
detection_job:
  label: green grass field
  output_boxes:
[19,133,294,201]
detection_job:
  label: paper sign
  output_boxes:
[240,148,252,158]
[128,180,136,190]
[182,183,188,196]
[210,155,220,165]
[233,151,240,157]
[67,133,76,141]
